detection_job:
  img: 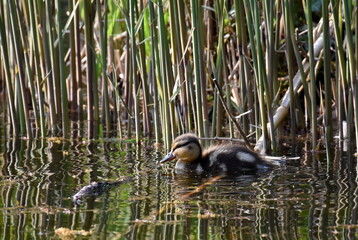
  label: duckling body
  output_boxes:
[160,133,275,173]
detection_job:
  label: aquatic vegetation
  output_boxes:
[0,0,356,154]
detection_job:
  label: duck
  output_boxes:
[160,133,277,173]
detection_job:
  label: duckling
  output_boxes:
[160,133,276,173]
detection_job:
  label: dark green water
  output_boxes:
[0,138,357,239]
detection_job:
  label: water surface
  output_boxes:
[0,138,357,239]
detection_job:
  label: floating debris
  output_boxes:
[72,177,130,205]
[55,227,92,239]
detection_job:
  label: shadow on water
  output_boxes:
[0,137,358,239]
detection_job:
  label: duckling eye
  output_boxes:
[174,143,189,151]
[187,145,192,150]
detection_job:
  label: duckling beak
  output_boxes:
[160,152,176,164]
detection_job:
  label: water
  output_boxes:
[0,138,357,239]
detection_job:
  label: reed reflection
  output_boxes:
[0,140,357,239]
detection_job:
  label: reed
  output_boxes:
[211,0,224,138]
[0,1,19,136]
[157,0,175,147]
[284,0,296,140]
[0,0,356,153]
[8,0,32,138]
[97,0,111,136]
[304,0,318,149]
[342,0,357,147]
[191,0,205,140]
[29,0,46,137]
[148,0,161,143]
[330,0,346,141]
[44,0,60,134]
[322,0,332,145]
[128,0,141,143]
[56,0,70,138]
[233,0,251,136]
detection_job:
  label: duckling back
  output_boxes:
[200,145,272,173]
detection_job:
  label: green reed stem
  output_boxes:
[0,1,19,136]
[191,0,205,139]
[291,30,311,124]
[29,0,46,137]
[157,0,175,146]
[138,3,151,137]
[253,0,276,152]
[177,0,191,132]
[47,1,62,128]
[16,79,26,136]
[69,0,78,118]
[16,1,40,136]
[284,0,296,140]
[303,0,317,149]
[7,0,32,138]
[330,0,347,141]
[169,0,185,133]
[40,0,57,132]
[212,0,224,137]
[83,0,95,139]
[56,0,70,137]
[263,0,277,103]
[234,0,251,135]
[129,0,141,143]
[148,1,161,143]
[154,0,167,141]
[97,0,111,134]
[342,0,358,148]
[322,0,333,145]
[243,0,270,151]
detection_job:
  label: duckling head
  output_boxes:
[160,133,202,164]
